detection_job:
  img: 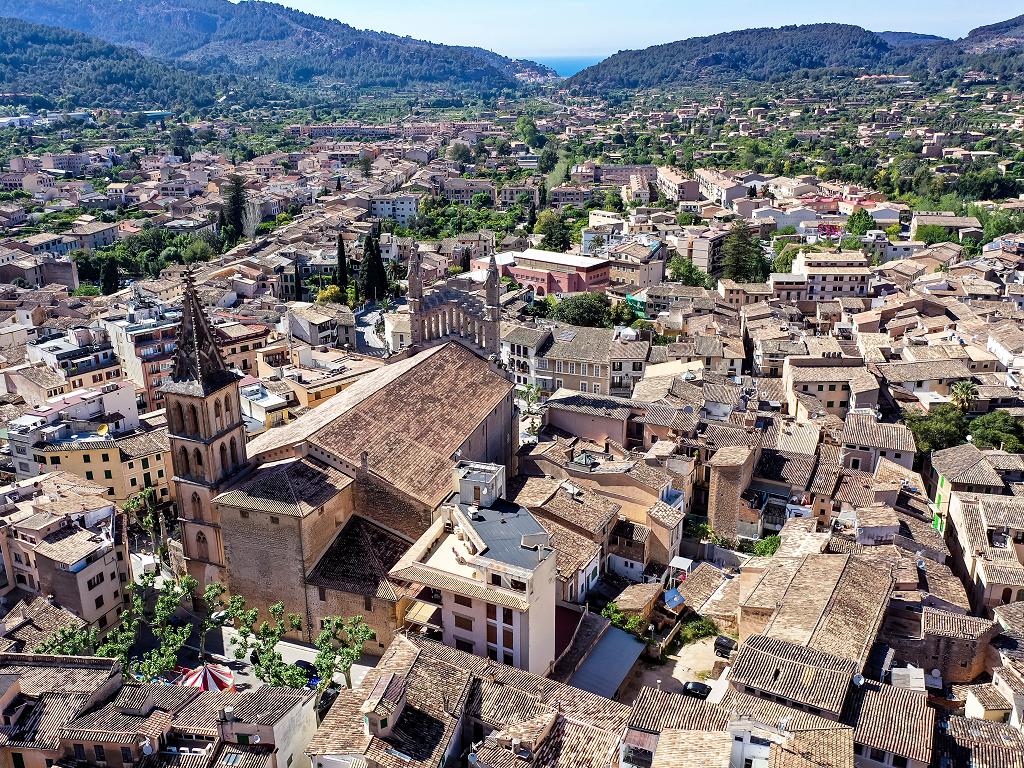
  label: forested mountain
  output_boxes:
[876,31,948,48]
[569,18,1024,91]
[0,0,555,90]
[0,16,231,109]
[568,24,893,90]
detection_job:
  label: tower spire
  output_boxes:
[169,269,234,393]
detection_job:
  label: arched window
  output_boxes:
[195,531,209,561]
[214,400,223,430]
[178,446,190,477]
[1018,589,1024,602]
[224,396,232,420]
[1003,587,1014,604]
[193,449,204,480]
[219,443,229,474]
[188,404,200,436]
[229,437,238,467]
[173,402,185,434]
[191,492,202,522]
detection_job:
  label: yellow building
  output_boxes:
[34,427,172,505]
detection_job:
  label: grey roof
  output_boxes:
[568,627,645,698]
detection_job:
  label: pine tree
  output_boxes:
[224,175,246,244]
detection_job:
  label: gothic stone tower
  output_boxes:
[407,252,501,356]
[161,272,247,589]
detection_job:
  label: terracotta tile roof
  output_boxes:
[536,516,600,580]
[839,413,915,453]
[729,635,856,714]
[845,683,933,764]
[923,607,997,640]
[308,343,513,508]
[307,514,410,600]
[215,456,353,517]
[652,729,732,768]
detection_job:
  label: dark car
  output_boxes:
[714,635,738,658]
[294,659,317,679]
[682,681,712,700]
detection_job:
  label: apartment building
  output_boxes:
[0,472,128,633]
[791,250,872,301]
[212,321,272,375]
[655,166,699,202]
[497,180,541,210]
[26,327,122,392]
[604,237,667,289]
[548,184,594,210]
[369,192,421,225]
[483,249,610,297]
[442,178,496,206]
[102,298,181,412]
[668,226,730,276]
[391,462,557,675]
[696,168,748,206]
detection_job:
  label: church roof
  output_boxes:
[162,271,239,397]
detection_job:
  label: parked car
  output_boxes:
[682,681,712,700]
[294,659,317,679]
[714,635,738,658]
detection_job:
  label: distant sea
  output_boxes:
[530,55,605,77]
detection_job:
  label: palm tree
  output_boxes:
[950,380,978,412]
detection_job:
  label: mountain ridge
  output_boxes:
[0,0,557,90]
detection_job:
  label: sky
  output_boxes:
[266,1,1024,58]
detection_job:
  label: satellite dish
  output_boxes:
[852,674,865,687]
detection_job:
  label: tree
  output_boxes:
[313,615,375,690]
[515,116,542,149]
[197,582,248,658]
[359,154,373,179]
[753,535,781,557]
[358,236,389,304]
[538,145,558,174]
[316,285,344,304]
[903,404,968,455]
[915,224,958,246]
[845,207,876,237]
[534,210,571,253]
[224,175,246,243]
[969,410,1024,453]
[550,293,611,328]
[668,254,710,287]
[522,384,542,416]
[772,250,795,273]
[885,223,902,241]
[448,142,472,165]
[722,221,768,283]
[242,201,261,241]
[35,624,100,655]
[590,234,606,251]
[124,486,159,553]
[100,257,120,295]
[609,301,637,327]
[231,601,308,688]
[949,380,978,412]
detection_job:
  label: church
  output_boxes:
[163,272,516,648]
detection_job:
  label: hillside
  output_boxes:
[568,24,892,90]
[0,16,228,109]
[875,31,948,48]
[959,14,1024,53]
[0,0,554,90]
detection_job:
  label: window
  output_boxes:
[83,454,91,464]
[502,607,514,625]
[103,470,112,480]
[869,749,886,762]
[363,595,372,611]
[236,735,250,747]
[94,745,106,762]
[487,603,497,619]
[270,516,280,524]
[453,614,473,632]
[95,595,105,609]
[121,747,134,764]
[318,587,326,601]
[503,628,514,648]
[73,745,85,761]
[503,652,514,666]
[632,362,643,371]
[487,623,497,643]
[455,638,474,653]
[85,471,94,481]
[454,594,472,608]
[87,572,105,590]
[12,754,24,768]
[378,718,387,730]
[892,757,908,768]
[490,574,501,587]
[101,453,109,462]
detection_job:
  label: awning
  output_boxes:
[404,600,442,628]
[664,588,685,611]
[669,556,693,571]
[569,627,646,698]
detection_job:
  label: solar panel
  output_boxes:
[556,330,577,342]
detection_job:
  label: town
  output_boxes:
[1,5,1024,768]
